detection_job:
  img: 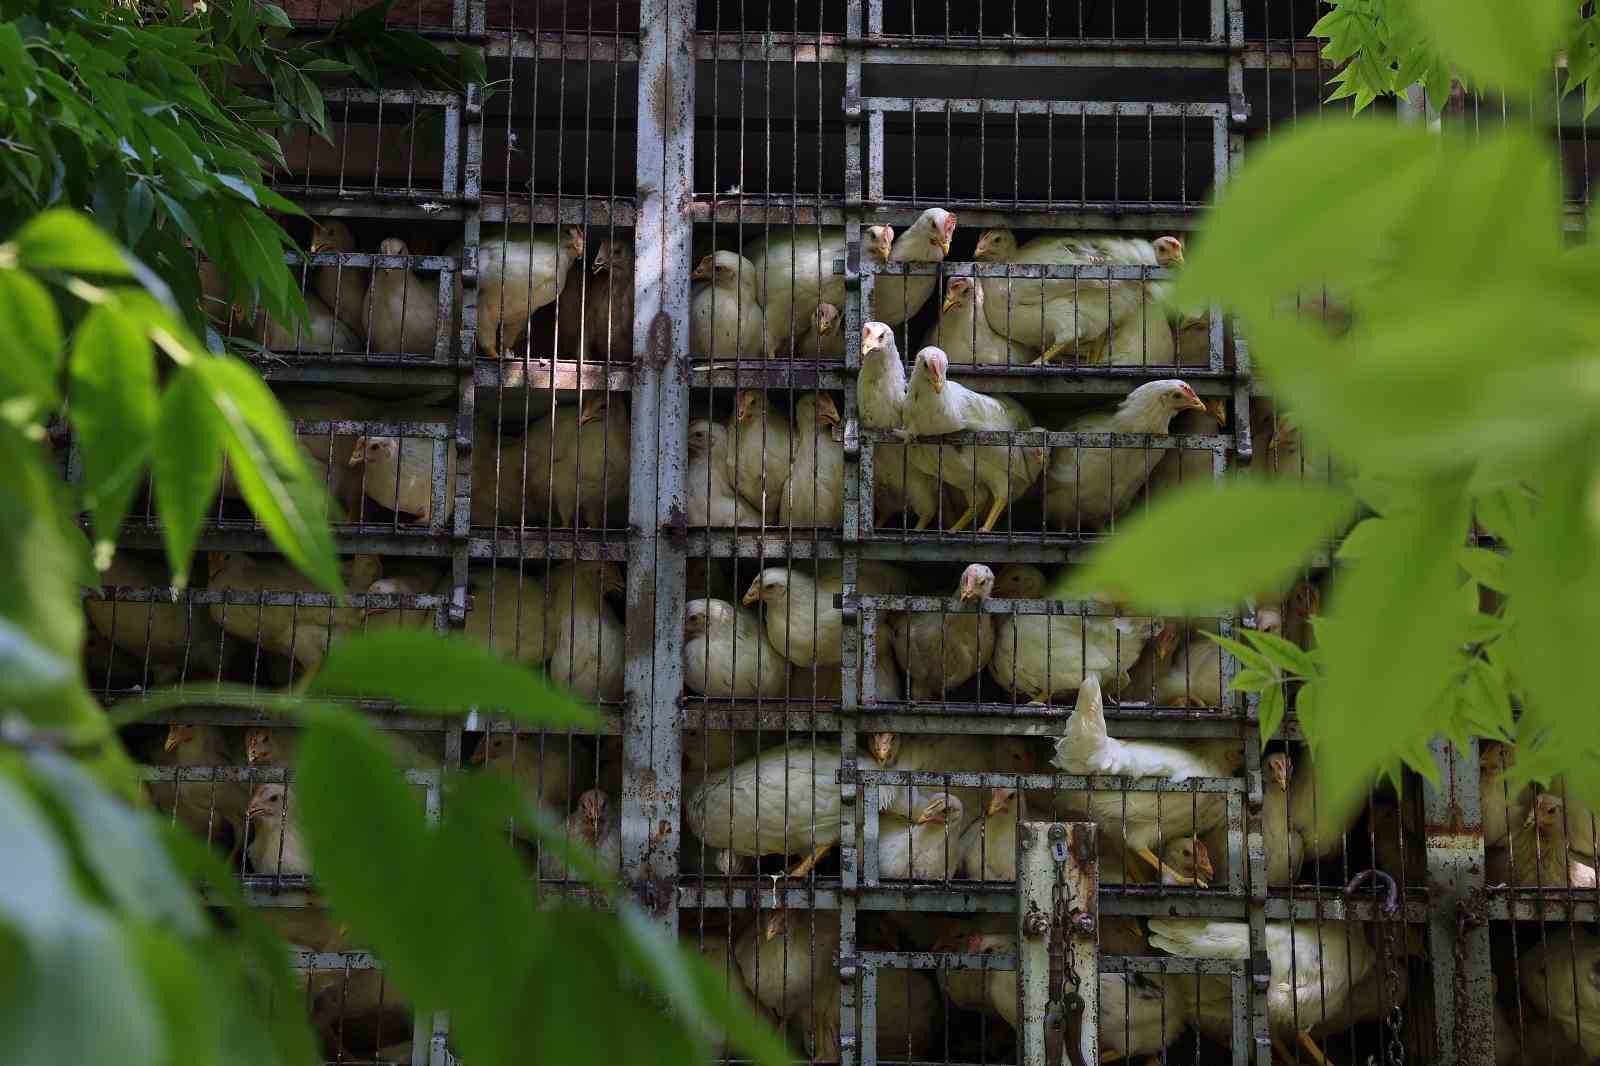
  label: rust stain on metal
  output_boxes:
[645,310,673,369]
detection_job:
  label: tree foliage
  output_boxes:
[1075,0,1600,831]
[0,3,783,1065]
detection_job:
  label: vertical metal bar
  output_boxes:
[1018,820,1098,1066]
[623,0,692,918]
[1427,736,1493,1065]
[1243,734,1269,1066]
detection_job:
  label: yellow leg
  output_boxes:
[1134,847,1165,874]
[1159,862,1209,889]
[1100,1052,1123,1064]
[1038,336,1073,365]
[1270,1037,1298,1066]
[947,506,977,533]
[978,493,1009,533]
[1027,690,1052,706]
[1295,1030,1332,1066]
[787,840,836,879]
[914,513,934,531]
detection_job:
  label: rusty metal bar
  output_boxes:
[1427,736,1494,1065]
[621,0,692,920]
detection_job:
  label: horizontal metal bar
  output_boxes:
[680,703,1246,737]
[860,428,1231,449]
[845,593,1234,616]
[867,262,1179,281]
[284,251,459,272]
[85,586,446,610]
[862,949,1016,971]
[464,534,629,561]
[688,360,1238,394]
[674,884,1432,921]
[690,198,1205,231]
[480,196,638,227]
[696,30,1232,56]
[142,766,441,785]
[862,97,1230,118]
[1484,895,1600,922]
[857,769,1245,793]
[111,525,455,558]
[685,530,1097,563]
[475,359,633,393]
[460,710,623,735]
[483,31,642,62]
[1099,956,1243,976]
[129,703,462,732]
[254,361,457,388]
[291,950,387,971]
[320,87,463,108]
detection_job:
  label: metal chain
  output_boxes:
[1346,869,1406,1066]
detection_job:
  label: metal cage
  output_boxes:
[72,0,1600,1063]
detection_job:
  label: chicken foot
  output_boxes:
[786,840,836,878]
[947,505,978,533]
[1036,334,1078,366]
[978,493,1010,533]
[1295,1030,1332,1066]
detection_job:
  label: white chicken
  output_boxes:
[687,419,762,529]
[1142,398,1228,500]
[468,422,537,529]
[875,790,966,881]
[207,552,380,678]
[85,553,225,686]
[887,563,997,700]
[747,208,953,356]
[1053,675,1243,880]
[986,565,1150,703]
[244,723,444,771]
[1100,835,1216,888]
[1139,606,1276,710]
[689,251,766,359]
[1149,916,1377,1064]
[735,908,840,1024]
[783,611,906,705]
[1488,792,1599,889]
[864,731,1039,826]
[1263,751,1307,888]
[683,597,790,699]
[145,723,247,852]
[364,237,439,356]
[545,561,626,700]
[801,969,940,1061]
[778,392,844,528]
[348,430,455,523]
[582,238,634,361]
[1044,379,1208,533]
[864,208,957,327]
[1481,739,1531,849]
[724,389,792,522]
[973,229,1184,364]
[1083,280,1178,367]
[257,293,363,355]
[462,565,550,664]
[537,788,622,881]
[1286,745,1363,863]
[1518,928,1600,1055]
[859,322,947,530]
[359,574,445,632]
[743,565,844,668]
[471,731,579,811]
[955,786,1023,882]
[905,346,1047,533]
[685,744,844,876]
[922,276,1036,367]
[790,301,845,360]
[522,394,631,529]
[308,218,367,334]
[246,783,313,876]
[466,225,585,359]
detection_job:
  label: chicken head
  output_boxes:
[958,563,996,604]
[1265,751,1293,794]
[865,224,895,263]
[866,731,900,768]
[973,228,1017,262]
[1153,235,1185,266]
[941,277,980,315]
[812,302,839,337]
[861,320,894,354]
[576,788,609,843]
[247,782,290,821]
[914,346,948,393]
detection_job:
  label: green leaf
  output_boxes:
[21,750,207,937]
[308,628,597,727]
[11,208,134,276]
[1226,668,1277,695]
[151,368,224,588]
[0,774,164,1066]
[0,617,76,708]
[1258,683,1286,745]
[1302,478,1474,840]
[69,303,158,554]
[1335,517,1386,561]
[259,3,294,28]
[1458,546,1508,593]
[0,270,64,413]
[1170,118,1437,314]
[190,357,341,595]
[1064,479,1356,613]
[1402,0,1569,94]
[1243,629,1317,679]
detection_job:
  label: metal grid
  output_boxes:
[77,2,1599,1064]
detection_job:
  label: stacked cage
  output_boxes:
[79,1,1600,1064]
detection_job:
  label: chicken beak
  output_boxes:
[985,789,1009,816]
[818,315,833,337]
[592,253,609,275]
[861,329,880,354]
[348,437,368,467]
[941,294,958,315]
[741,580,761,607]
[1206,400,1228,427]
[1196,847,1215,883]
[162,728,182,753]
[470,740,489,765]
[692,257,712,281]
[931,374,944,394]
[764,910,787,941]
[1185,393,1207,412]
[579,405,601,426]
[246,801,269,820]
